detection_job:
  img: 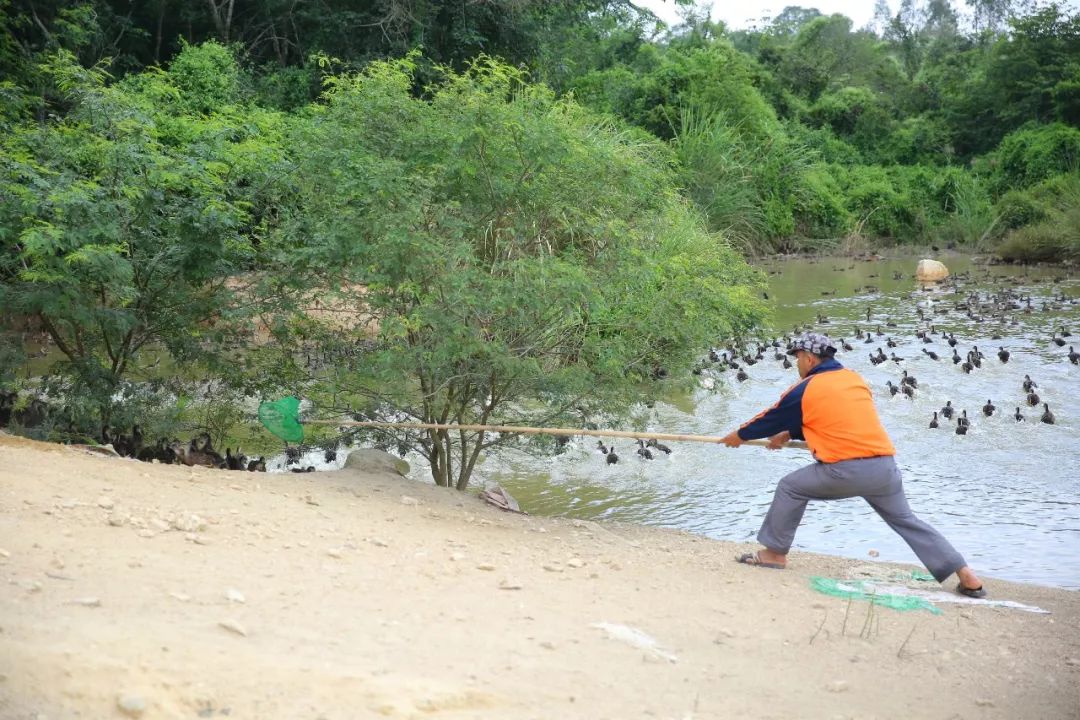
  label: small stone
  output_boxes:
[975,699,994,708]
[326,548,343,559]
[169,592,191,602]
[0,549,9,559]
[370,538,389,548]
[303,494,319,506]
[542,564,563,573]
[97,496,115,510]
[400,495,419,506]
[450,552,466,562]
[1065,657,1080,667]
[73,597,101,607]
[498,579,523,590]
[108,513,128,527]
[476,563,496,571]
[224,588,245,604]
[149,518,170,533]
[137,530,156,539]
[825,681,849,693]
[218,619,247,637]
[28,581,42,593]
[539,641,556,650]
[116,693,147,717]
[566,558,586,569]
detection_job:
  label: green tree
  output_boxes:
[0,45,292,428]
[286,57,763,489]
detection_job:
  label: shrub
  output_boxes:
[991,123,1080,193]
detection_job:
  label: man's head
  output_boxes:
[787,332,837,378]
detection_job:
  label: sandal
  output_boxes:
[735,551,785,570]
[956,583,987,599]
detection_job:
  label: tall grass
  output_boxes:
[994,174,1080,263]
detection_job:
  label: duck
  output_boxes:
[929,412,939,429]
[647,438,672,455]
[951,348,961,364]
[958,410,970,428]
[982,399,995,417]
[1041,403,1055,425]
[901,383,915,399]
[890,352,905,364]
[947,333,958,347]
[247,457,267,472]
[596,440,608,455]
[900,370,917,388]
[736,369,749,382]
[940,401,954,419]
[885,381,899,397]
[1051,333,1066,347]
[1027,390,1040,407]
[781,357,792,369]
[997,346,1010,363]
[1069,346,1079,365]
[922,348,939,361]
[606,446,619,465]
[635,440,654,460]
[323,447,338,463]
[284,445,302,465]
[225,448,247,471]
[170,440,219,468]
[841,338,854,352]
[955,419,968,435]
[1022,375,1037,392]
[1013,407,1024,422]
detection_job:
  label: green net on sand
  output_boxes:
[810,577,942,614]
[259,396,304,443]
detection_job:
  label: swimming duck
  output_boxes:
[940,401,954,419]
[606,446,619,465]
[886,337,898,348]
[922,348,939,361]
[982,399,995,417]
[947,333,958,347]
[997,347,1010,363]
[958,410,970,428]
[901,383,915,399]
[736,369,749,382]
[841,338,853,352]
[1051,333,1066,347]
[885,381,899,396]
[1041,403,1055,425]
[954,419,967,435]
[647,438,672,455]
[1069,346,1079,365]
[929,412,939,429]
[900,370,917,388]
[890,352,905,364]
[781,357,792,369]
[1022,375,1037,392]
[951,348,961,364]
[1027,390,1040,407]
[635,440,654,460]
[1013,407,1024,422]
[596,440,608,455]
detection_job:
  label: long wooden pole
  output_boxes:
[305,419,808,450]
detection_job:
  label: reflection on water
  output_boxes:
[476,254,1080,590]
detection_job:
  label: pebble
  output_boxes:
[450,552,466,562]
[108,513,128,527]
[218,619,247,637]
[370,538,389,548]
[498,579,523,590]
[97,496,115,510]
[224,588,245,604]
[566,558,586,569]
[72,597,101,607]
[400,495,419,506]
[0,549,8,559]
[476,563,496,572]
[542,564,563,573]
[1065,657,1079,667]
[975,699,995,708]
[326,548,343,559]
[825,680,849,693]
[169,592,191,602]
[116,693,147,717]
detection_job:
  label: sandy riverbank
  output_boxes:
[1,433,1078,720]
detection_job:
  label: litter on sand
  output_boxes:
[590,622,678,663]
[810,576,1050,614]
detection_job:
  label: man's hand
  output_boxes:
[766,430,791,450]
[720,431,743,448]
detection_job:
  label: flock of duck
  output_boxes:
[697,275,1076,438]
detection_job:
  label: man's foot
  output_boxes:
[956,566,986,597]
[735,549,786,570]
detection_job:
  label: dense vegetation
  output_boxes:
[1,0,1077,486]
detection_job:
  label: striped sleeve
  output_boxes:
[736,378,809,441]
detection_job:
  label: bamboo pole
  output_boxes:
[304,419,809,450]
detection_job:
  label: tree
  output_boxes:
[286,56,764,489]
[0,44,292,429]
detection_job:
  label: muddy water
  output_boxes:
[479,254,1080,589]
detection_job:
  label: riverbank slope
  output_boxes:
[1,433,1077,720]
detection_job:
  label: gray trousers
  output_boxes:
[757,455,967,583]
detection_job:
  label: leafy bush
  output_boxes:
[990,123,1080,193]
[793,165,852,239]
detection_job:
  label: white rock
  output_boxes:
[116,693,147,717]
[476,563,496,571]
[498,579,523,590]
[400,495,419,506]
[224,588,245,604]
[826,680,849,693]
[326,548,343,558]
[566,558,586,569]
[108,513,128,527]
[218,619,247,636]
[97,496,115,510]
[72,597,101,607]
[169,592,191,602]
[0,549,9,559]
[370,538,389,548]
[915,258,949,282]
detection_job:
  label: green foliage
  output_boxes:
[168,40,241,114]
[994,173,1080,261]
[0,47,293,425]
[287,56,763,489]
[989,122,1080,193]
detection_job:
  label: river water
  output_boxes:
[477,254,1080,590]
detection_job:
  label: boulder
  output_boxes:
[915,258,949,282]
[343,448,410,477]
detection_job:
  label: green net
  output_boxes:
[810,576,942,614]
[258,396,304,443]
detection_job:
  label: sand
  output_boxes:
[1,432,1078,720]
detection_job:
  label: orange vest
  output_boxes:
[802,367,896,462]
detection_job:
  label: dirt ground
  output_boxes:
[1,432,1078,720]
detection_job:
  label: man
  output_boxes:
[720,332,986,598]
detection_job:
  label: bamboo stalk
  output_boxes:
[304,419,809,449]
